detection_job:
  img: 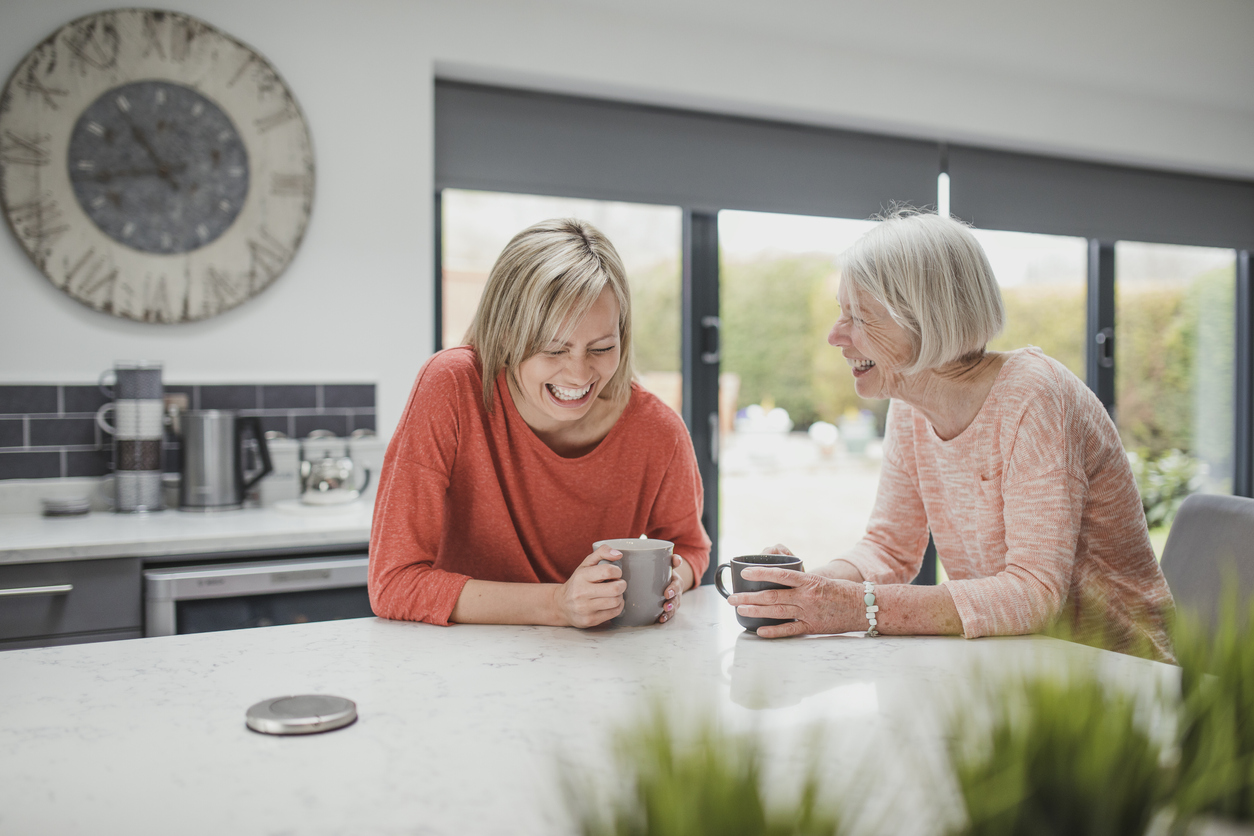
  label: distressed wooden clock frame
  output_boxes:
[0,9,314,323]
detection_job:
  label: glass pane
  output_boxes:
[441,190,683,409]
[1115,241,1236,543]
[974,229,1088,379]
[717,210,880,563]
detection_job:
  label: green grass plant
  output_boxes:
[944,673,1170,836]
[563,701,844,836]
[1172,593,1254,829]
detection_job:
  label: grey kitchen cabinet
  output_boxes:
[0,558,142,650]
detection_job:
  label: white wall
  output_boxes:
[2,0,1251,434]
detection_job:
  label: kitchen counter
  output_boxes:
[0,503,373,565]
[0,587,1175,836]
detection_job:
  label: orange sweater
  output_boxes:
[368,347,711,626]
[841,348,1174,661]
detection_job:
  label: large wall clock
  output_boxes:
[0,9,314,323]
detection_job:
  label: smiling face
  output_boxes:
[828,279,916,400]
[510,287,622,432]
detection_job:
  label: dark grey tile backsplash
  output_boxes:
[0,382,375,481]
[0,386,59,415]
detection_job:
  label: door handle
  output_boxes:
[0,583,73,597]
[1095,327,1114,369]
[709,411,719,465]
[701,316,721,365]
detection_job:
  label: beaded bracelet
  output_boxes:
[863,580,880,637]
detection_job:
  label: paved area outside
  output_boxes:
[718,431,883,569]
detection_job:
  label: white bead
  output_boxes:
[868,618,877,626]
[866,605,879,612]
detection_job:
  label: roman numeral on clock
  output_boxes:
[64,248,118,309]
[64,18,120,70]
[15,74,69,111]
[7,195,68,259]
[0,130,51,166]
[247,228,292,289]
[255,104,300,134]
[143,276,175,322]
[205,267,242,313]
[271,173,311,197]
[140,15,166,59]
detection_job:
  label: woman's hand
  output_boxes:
[725,568,864,638]
[657,554,693,624]
[763,543,864,582]
[554,545,627,628]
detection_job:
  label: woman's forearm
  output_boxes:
[451,553,693,627]
[675,556,696,590]
[450,580,565,626]
[730,568,964,638]
[874,583,963,635]
[811,559,865,582]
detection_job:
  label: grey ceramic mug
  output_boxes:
[714,554,804,632]
[595,538,674,627]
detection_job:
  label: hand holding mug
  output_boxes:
[726,570,863,639]
[555,545,626,628]
[594,538,675,627]
[658,554,690,624]
[715,554,804,633]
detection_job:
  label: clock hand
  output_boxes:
[125,121,181,192]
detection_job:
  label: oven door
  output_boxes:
[144,554,371,637]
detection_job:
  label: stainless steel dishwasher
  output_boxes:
[143,552,371,637]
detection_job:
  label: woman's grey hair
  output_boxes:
[463,218,634,412]
[838,209,1005,374]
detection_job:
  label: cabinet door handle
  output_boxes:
[0,583,74,597]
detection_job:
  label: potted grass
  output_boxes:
[1170,594,1254,835]
[942,672,1171,836]
[561,701,847,836]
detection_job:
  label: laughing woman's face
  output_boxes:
[510,287,621,432]
[826,280,915,400]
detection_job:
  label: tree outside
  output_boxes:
[1116,243,1236,498]
[719,254,886,431]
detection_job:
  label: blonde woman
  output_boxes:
[727,210,1174,660]
[369,219,710,628]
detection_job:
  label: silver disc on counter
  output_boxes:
[245,695,357,735]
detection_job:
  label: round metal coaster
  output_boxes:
[245,695,357,735]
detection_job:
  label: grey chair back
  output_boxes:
[1159,493,1254,626]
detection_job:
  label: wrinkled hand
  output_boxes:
[761,543,796,556]
[657,555,687,624]
[725,568,862,638]
[556,545,626,628]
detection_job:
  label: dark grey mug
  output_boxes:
[715,554,804,633]
[99,362,164,401]
[595,538,674,627]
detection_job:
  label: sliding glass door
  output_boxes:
[716,210,878,564]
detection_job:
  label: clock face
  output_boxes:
[0,10,314,323]
[69,80,250,255]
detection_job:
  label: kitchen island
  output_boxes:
[0,587,1175,836]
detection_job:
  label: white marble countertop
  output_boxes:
[0,503,373,565]
[0,587,1176,836]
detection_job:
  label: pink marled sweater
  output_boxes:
[841,348,1174,661]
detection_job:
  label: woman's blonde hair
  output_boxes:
[839,208,1005,374]
[463,218,634,412]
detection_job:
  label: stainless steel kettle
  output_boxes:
[179,411,272,511]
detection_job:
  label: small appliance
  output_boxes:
[179,410,272,511]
